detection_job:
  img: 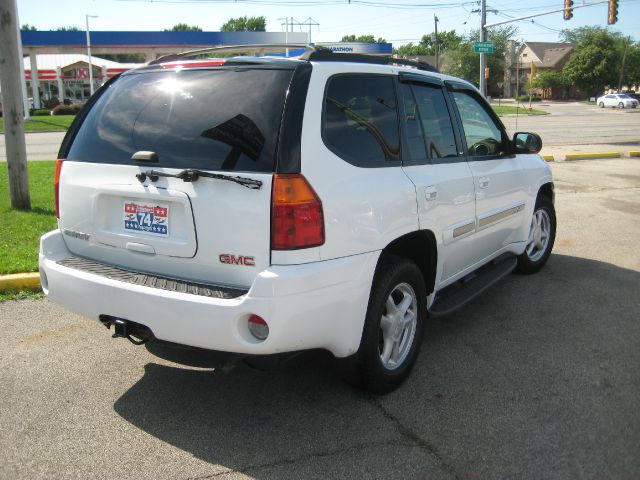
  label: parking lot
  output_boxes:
[1,157,639,479]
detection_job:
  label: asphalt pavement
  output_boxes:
[1,158,639,479]
[499,101,640,155]
[0,131,65,162]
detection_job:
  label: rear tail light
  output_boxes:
[248,315,269,341]
[271,174,325,250]
[54,159,63,218]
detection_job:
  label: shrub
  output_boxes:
[516,95,542,102]
[52,103,82,115]
[43,98,60,109]
[32,108,51,116]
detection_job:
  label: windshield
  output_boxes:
[67,68,295,172]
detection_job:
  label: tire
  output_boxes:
[618,102,624,109]
[337,255,426,393]
[516,196,556,274]
[598,102,604,108]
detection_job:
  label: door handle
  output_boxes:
[424,185,438,201]
[478,176,490,189]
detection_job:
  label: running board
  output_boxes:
[428,254,517,318]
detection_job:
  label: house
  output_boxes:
[506,42,580,99]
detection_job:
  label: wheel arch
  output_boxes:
[537,181,555,204]
[378,231,437,295]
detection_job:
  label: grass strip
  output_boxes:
[492,105,548,116]
[0,115,74,132]
[0,160,57,274]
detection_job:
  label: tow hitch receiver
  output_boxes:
[100,315,153,345]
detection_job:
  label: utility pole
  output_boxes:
[86,14,98,96]
[479,0,487,97]
[300,17,320,44]
[433,15,439,71]
[618,36,630,92]
[0,0,31,209]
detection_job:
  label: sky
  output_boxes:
[17,0,640,46]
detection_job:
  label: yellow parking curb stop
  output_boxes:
[0,273,41,292]
[564,152,621,161]
[629,151,640,158]
[542,155,554,162]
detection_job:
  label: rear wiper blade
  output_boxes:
[142,169,262,190]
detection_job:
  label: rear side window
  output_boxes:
[399,82,458,165]
[66,68,295,172]
[322,74,400,167]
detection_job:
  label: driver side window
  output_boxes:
[452,91,507,158]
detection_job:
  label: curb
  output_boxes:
[564,152,622,161]
[0,273,41,292]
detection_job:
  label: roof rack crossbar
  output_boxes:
[149,44,322,65]
[300,51,438,73]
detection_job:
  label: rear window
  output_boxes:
[66,68,295,172]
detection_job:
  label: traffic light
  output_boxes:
[563,0,574,20]
[484,66,490,80]
[608,0,618,24]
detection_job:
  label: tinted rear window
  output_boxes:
[66,68,294,172]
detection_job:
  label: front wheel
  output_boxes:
[599,102,604,108]
[516,197,556,274]
[618,102,625,109]
[337,256,426,393]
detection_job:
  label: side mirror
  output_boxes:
[513,132,542,154]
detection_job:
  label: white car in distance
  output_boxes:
[596,93,639,109]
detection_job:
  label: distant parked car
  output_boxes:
[596,93,639,109]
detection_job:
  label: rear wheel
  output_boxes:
[338,256,426,393]
[618,102,625,109]
[516,197,556,274]
[599,102,604,108]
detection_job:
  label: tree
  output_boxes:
[165,24,202,32]
[100,53,147,63]
[221,16,266,32]
[618,40,640,90]
[56,26,80,31]
[21,24,36,31]
[340,35,386,43]
[393,30,462,56]
[443,25,517,93]
[532,71,567,90]
[563,29,621,96]
[560,26,622,44]
[622,43,640,88]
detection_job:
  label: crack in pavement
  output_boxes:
[369,397,460,480]
[182,439,402,480]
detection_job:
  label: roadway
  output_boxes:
[2,158,639,478]
[0,102,638,163]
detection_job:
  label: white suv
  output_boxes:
[39,48,555,392]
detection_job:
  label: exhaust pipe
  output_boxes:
[99,315,154,345]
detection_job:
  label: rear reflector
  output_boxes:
[54,159,63,218]
[248,315,269,341]
[271,174,325,250]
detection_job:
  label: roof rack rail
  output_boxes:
[149,44,322,65]
[299,50,438,73]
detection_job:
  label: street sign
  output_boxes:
[474,41,494,54]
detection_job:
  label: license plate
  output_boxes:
[123,201,169,236]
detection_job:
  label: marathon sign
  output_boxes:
[316,42,393,55]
